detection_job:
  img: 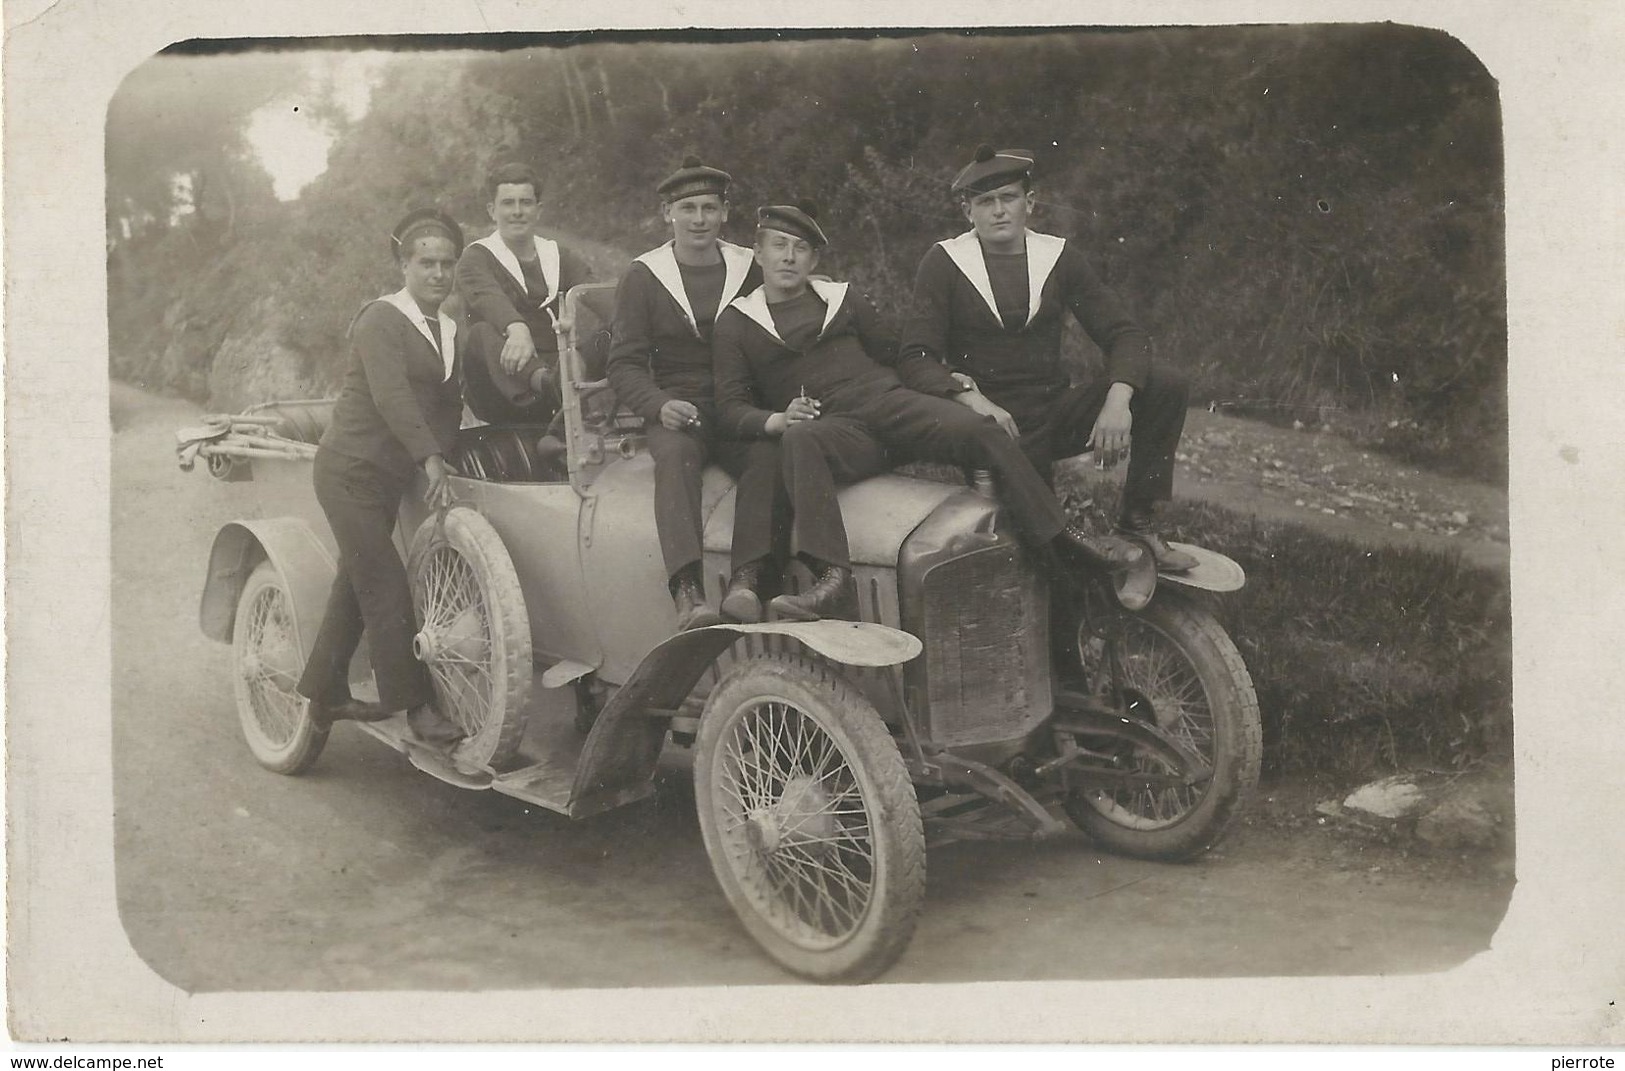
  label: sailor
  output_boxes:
[606,157,786,629]
[297,209,467,746]
[713,201,1143,622]
[900,146,1197,571]
[454,161,595,425]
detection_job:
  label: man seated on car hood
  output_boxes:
[712,200,1147,621]
[900,145,1195,572]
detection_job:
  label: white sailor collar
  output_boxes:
[472,231,562,308]
[633,240,756,337]
[729,277,849,346]
[381,288,457,381]
[938,229,1066,328]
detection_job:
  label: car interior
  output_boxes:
[450,284,641,485]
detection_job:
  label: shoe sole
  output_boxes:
[1118,531,1199,573]
[721,591,763,623]
[767,596,821,622]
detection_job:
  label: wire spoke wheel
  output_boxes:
[407,508,532,770]
[231,561,326,774]
[1064,592,1262,860]
[716,699,877,948]
[415,545,496,737]
[1091,614,1215,828]
[695,654,923,983]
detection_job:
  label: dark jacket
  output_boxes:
[320,291,463,479]
[899,229,1153,428]
[606,240,761,423]
[454,232,594,357]
[713,280,962,439]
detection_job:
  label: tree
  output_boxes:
[105,50,302,243]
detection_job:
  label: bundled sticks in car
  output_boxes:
[175,412,320,476]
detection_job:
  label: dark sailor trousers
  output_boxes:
[777,387,1069,569]
[297,449,435,714]
[1013,364,1190,510]
[647,423,789,583]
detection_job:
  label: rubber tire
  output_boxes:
[232,560,328,775]
[1063,593,1262,861]
[406,507,532,770]
[694,653,925,984]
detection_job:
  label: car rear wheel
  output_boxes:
[406,507,532,770]
[694,653,925,984]
[232,560,328,774]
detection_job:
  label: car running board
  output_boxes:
[356,713,653,817]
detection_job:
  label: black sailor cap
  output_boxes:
[658,156,733,202]
[951,144,1036,196]
[755,200,828,248]
[390,208,464,258]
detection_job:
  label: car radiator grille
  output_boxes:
[919,543,1050,748]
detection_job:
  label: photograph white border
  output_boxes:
[6,0,1623,1044]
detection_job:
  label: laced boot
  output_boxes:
[673,571,722,631]
[1055,524,1156,611]
[1055,523,1147,571]
[769,564,852,622]
[1118,504,1198,573]
[721,560,765,623]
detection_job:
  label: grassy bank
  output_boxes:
[1058,477,1512,777]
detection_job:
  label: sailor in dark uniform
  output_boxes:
[606,158,786,629]
[901,146,1196,571]
[296,209,467,746]
[454,161,595,425]
[713,202,1146,621]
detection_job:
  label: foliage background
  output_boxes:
[106,24,1505,482]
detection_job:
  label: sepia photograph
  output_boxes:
[7,0,1624,1048]
[106,24,1513,991]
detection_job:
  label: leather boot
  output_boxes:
[673,573,722,631]
[721,561,765,623]
[1056,523,1147,570]
[769,564,852,622]
[1055,524,1158,611]
[1118,505,1199,573]
[307,696,390,730]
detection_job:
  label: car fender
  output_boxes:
[566,621,922,817]
[199,518,335,656]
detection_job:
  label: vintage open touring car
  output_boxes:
[179,282,1262,983]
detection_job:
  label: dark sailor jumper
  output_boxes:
[713,278,1071,575]
[607,239,780,593]
[299,287,462,718]
[455,229,593,424]
[901,226,1188,506]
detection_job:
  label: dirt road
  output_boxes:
[111,384,1512,991]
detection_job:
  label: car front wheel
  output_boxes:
[694,653,925,984]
